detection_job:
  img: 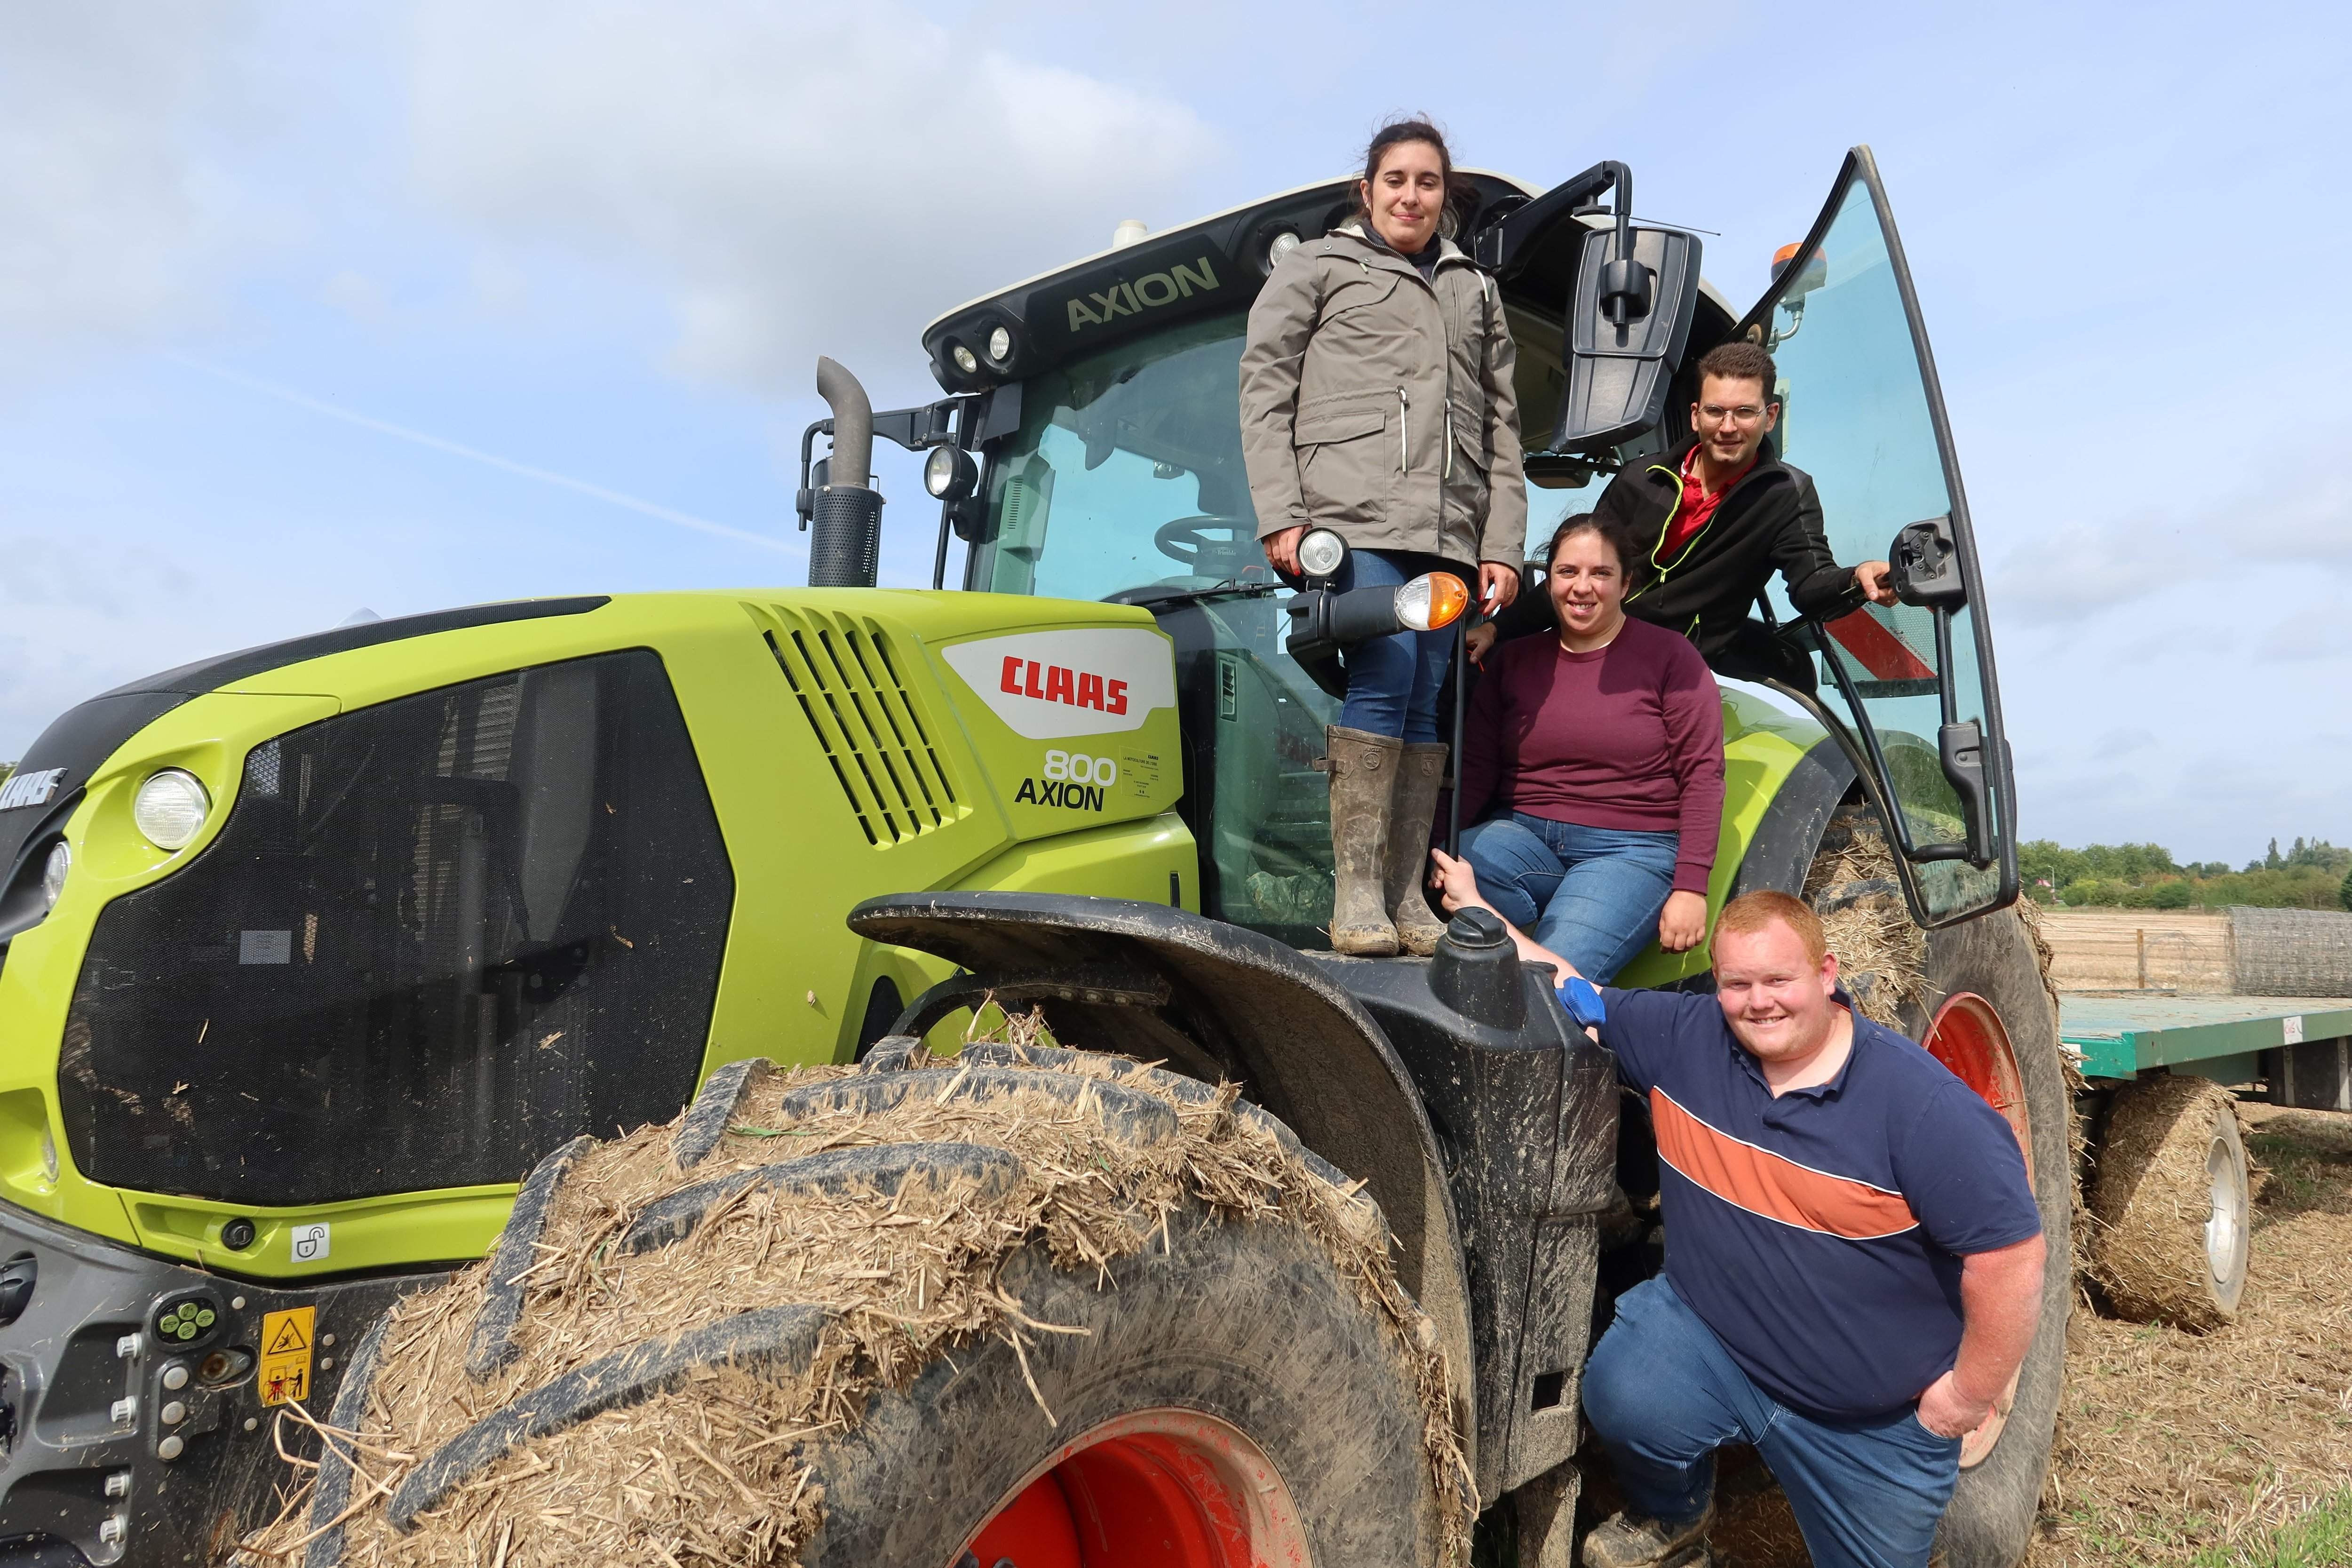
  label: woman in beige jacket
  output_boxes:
[1239,118,1527,956]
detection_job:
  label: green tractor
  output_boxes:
[0,149,2070,1567]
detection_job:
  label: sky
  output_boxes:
[2,0,2348,866]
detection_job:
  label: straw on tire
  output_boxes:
[245,1017,1470,1568]
[2089,1074,2249,1331]
[1802,806,1928,1031]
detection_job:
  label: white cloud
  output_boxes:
[0,533,204,757]
[1990,471,2352,634]
[406,0,1221,396]
[322,267,389,323]
[0,2,258,373]
[2257,604,2351,664]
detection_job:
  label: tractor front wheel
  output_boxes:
[823,1209,1422,1566]
[288,1040,1454,1568]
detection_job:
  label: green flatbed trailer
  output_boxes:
[2064,991,2352,1109]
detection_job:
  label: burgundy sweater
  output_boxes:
[1458,616,1726,894]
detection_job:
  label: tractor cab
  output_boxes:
[858,148,2020,943]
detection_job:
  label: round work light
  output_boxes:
[1296,528,1347,579]
[133,769,211,851]
[924,444,977,501]
[39,841,68,910]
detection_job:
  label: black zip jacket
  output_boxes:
[1598,436,1867,660]
[1486,436,1868,671]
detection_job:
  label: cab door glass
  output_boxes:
[1751,153,2013,923]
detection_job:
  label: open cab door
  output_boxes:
[1745,148,2018,927]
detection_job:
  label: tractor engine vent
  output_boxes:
[750,606,962,848]
[58,650,734,1208]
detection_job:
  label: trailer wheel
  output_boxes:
[2088,1074,2249,1331]
[288,1044,1458,1568]
[1889,905,2068,1568]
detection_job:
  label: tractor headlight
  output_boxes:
[951,343,980,375]
[40,841,69,910]
[1267,230,1303,268]
[133,769,211,851]
[986,325,1013,365]
[1394,573,1470,632]
[1296,528,1347,579]
[924,445,977,501]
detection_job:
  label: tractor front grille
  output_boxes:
[59,650,734,1207]
[749,605,961,848]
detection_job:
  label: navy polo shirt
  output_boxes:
[1598,987,2042,1422]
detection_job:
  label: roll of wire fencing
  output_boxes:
[2227,906,2352,997]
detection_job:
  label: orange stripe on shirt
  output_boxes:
[1650,1089,1919,1240]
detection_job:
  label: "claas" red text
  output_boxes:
[1000,657,1128,715]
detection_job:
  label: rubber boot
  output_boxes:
[1387,742,1451,956]
[1324,725,1400,956]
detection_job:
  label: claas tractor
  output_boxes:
[0,149,2072,1568]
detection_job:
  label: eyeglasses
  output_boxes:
[1696,404,1768,427]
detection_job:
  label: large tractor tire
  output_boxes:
[2087,1073,2250,1331]
[270,1036,1468,1568]
[1806,809,2074,1568]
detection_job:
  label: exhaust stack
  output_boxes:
[808,356,883,587]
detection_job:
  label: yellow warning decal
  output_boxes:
[260,1305,315,1407]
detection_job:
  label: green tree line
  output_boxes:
[2022,836,2352,911]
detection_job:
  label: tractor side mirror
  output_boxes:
[1472,160,1702,454]
[1553,223,1702,452]
[1887,516,1966,610]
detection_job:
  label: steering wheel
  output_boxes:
[1153,516,1260,574]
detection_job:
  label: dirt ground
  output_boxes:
[2028,1103,2352,1566]
[1577,1102,2352,1568]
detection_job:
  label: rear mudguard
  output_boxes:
[846,892,1619,1503]
[1727,736,1859,901]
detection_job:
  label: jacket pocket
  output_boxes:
[1294,399,1392,529]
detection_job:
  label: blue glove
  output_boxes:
[1557,975,1607,1030]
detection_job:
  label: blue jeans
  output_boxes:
[1334,548,1456,744]
[1585,1277,1963,1568]
[1457,813,1677,982]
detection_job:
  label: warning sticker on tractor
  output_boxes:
[260,1305,315,1407]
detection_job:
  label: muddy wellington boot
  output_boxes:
[1387,742,1452,956]
[1323,725,1401,956]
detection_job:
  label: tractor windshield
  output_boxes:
[969,310,1267,599]
[967,303,1584,598]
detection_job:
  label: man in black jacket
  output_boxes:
[1474,341,1897,683]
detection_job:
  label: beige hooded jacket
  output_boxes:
[1238,223,1528,568]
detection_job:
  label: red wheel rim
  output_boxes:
[1921,992,2032,1469]
[958,1408,1309,1568]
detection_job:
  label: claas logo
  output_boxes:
[999,656,1129,716]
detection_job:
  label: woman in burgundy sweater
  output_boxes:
[1433,512,1725,980]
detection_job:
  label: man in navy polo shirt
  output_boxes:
[1572,890,2046,1568]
